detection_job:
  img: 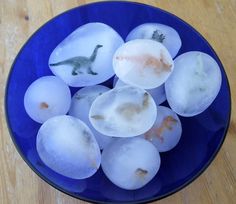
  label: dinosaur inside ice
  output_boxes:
[151,30,165,43]
[49,44,103,75]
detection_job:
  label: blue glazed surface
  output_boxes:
[5,1,231,203]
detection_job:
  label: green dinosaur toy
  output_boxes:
[49,44,103,75]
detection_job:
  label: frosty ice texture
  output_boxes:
[113,39,174,89]
[165,51,222,116]
[142,106,182,152]
[24,76,71,123]
[101,137,161,190]
[69,85,114,149]
[49,22,124,87]
[126,23,182,58]
[37,115,101,179]
[114,79,166,105]
[89,85,157,137]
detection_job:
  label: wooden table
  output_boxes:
[0,0,235,203]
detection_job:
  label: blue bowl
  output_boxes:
[5,1,231,203]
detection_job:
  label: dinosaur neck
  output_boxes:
[90,46,100,62]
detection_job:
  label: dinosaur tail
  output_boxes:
[49,62,64,66]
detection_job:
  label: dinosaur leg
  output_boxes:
[72,64,82,75]
[87,66,98,75]
[72,67,78,75]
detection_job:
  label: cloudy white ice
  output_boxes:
[49,22,124,87]
[89,85,157,137]
[141,106,182,152]
[24,76,71,123]
[69,85,115,149]
[101,137,161,190]
[114,78,166,105]
[113,39,174,89]
[36,115,101,179]
[165,51,222,116]
[126,23,182,58]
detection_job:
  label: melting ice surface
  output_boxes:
[24,76,71,123]
[113,39,174,89]
[89,85,157,137]
[141,106,182,152]
[49,22,124,87]
[36,115,101,179]
[114,78,166,105]
[165,51,222,117]
[69,85,115,149]
[101,137,161,190]
[126,23,182,58]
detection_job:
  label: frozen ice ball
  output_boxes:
[101,137,161,190]
[114,79,166,105]
[126,23,182,58]
[165,51,222,117]
[89,85,157,137]
[69,85,115,149]
[142,106,182,152]
[49,22,124,87]
[36,115,101,179]
[24,76,71,123]
[113,39,174,89]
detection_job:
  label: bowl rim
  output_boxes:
[4,1,232,204]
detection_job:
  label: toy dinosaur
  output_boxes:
[49,44,103,75]
[151,30,165,43]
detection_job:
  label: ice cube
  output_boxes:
[49,22,124,87]
[141,106,182,152]
[36,115,101,179]
[101,137,161,190]
[113,39,174,89]
[89,85,157,137]
[165,51,222,116]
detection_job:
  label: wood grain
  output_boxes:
[0,0,236,203]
